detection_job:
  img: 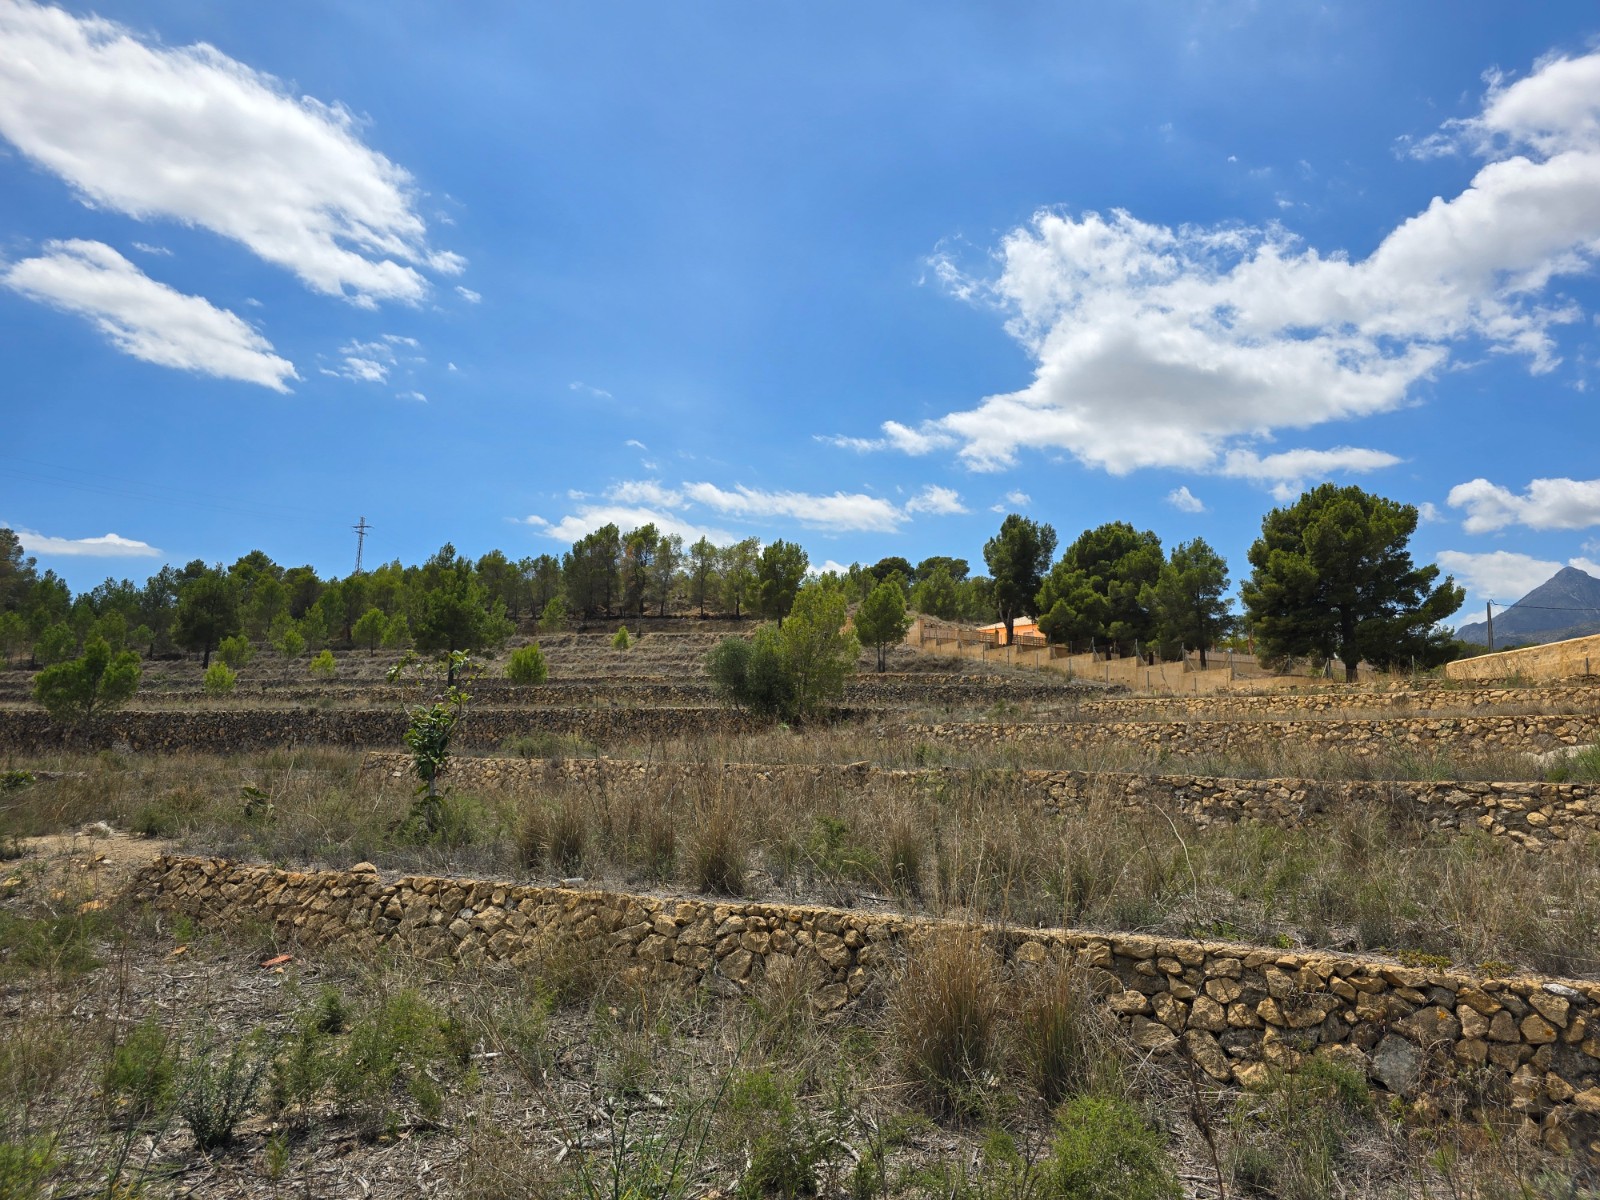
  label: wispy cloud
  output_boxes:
[6,523,161,558]
[520,477,968,542]
[455,286,481,304]
[2,239,296,390]
[570,381,613,400]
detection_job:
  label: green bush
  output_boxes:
[308,649,337,680]
[333,988,469,1138]
[729,1069,828,1200]
[103,1014,177,1121]
[0,1136,57,1200]
[1046,1095,1180,1200]
[505,643,549,684]
[202,661,238,695]
[1227,1056,1372,1200]
[216,634,254,670]
[179,1028,271,1150]
[612,626,632,650]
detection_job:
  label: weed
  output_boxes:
[102,1015,176,1122]
[333,987,469,1138]
[1228,1055,1373,1200]
[692,799,746,896]
[1047,1094,1180,1200]
[178,1026,271,1150]
[0,1136,58,1200]
[1012,959,1108,1108]
[891,931,1000,1116]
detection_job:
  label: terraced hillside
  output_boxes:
[3,632,1599,1194]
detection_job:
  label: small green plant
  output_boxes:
[728,1068,829,1200]
[216,634,254,670]
[538,595,568,632]
[0,1136,58,1199]
[178,1027,271,1150]
[202,660,238,695]
[1046,1094,1180,1200]
[505,643,550,684]
[612,625,632,650]
[308,648,337,679]
[333,988,469,1138]
[0,769,35,793]
[1228,1056,1372,1200]
[102,1014,177,1122]
[269,987,347,1129]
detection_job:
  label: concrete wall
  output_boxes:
[133,854,1600,1157]
[1446,634,1600,684]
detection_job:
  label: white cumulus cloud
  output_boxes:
[1167,486,1206,513]
[2,239,295,390]
[1435,549,1565,601]
[1447,476,1600,533]
[868,47,1600,480]
[683,482,905,533]
[521,507,736,546]
[0,0,458,306]
[1221,447,1403,500]
[902,485,967,516]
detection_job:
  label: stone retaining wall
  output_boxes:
[0,706,756,754]
[897,714,1600,758]
[132,854,1600,1157]
[366,753,1600,850]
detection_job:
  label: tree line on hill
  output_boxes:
[0,483,1464,688]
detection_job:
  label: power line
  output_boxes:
[0,457,328,523]
[352,517,372,575]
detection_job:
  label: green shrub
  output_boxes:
[103,1014,177,1121]
[0,1136,58,1199]
[333,988,469,1138]
[505,643,550,684]
[729,1069,828,1200]
[202,661,238,695]
[538,595,568,632]
[891,931,1000,1115]
[308,649,336,680]
[612,626,632,650]
[1047,1095,1180,1200]
[179,1028,271,1150]
[216,634,254,670]
[269,987,346,1128]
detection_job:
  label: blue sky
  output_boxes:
[3,1,1600,620]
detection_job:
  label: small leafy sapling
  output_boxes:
[388,650,478,836]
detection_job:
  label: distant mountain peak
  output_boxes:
[1455,563,1600,647]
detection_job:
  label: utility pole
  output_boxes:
[1486,601,1494,653]
[352,516,371,575]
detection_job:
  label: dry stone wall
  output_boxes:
[133,854,1600,1157]
[1074,685,1600,721]
[366,753,1600,850]
[898,714,1600,758]
[0,706,755,754]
